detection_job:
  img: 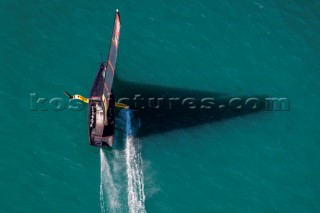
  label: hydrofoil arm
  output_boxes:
[64,91,89,104]
[64,91,129,109]
[115,102,129,109]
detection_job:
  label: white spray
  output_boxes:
[99,110,146,213]
[124,110,146,213]
[100,148,120,213]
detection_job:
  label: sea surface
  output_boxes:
[0,0,319,212]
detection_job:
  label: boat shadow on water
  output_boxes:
[114,77,268,138]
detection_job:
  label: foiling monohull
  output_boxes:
[65,9,126,147]
[88,9,121,147]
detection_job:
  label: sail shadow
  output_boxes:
[114,77,268,137]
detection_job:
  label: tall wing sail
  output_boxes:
[103,10,121,103]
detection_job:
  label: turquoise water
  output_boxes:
[1,0,320,212]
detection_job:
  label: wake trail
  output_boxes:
[124,110,146,213]
[100,148,120,213]
[99,110,146,213]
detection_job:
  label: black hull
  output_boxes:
[88,93,115,147]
